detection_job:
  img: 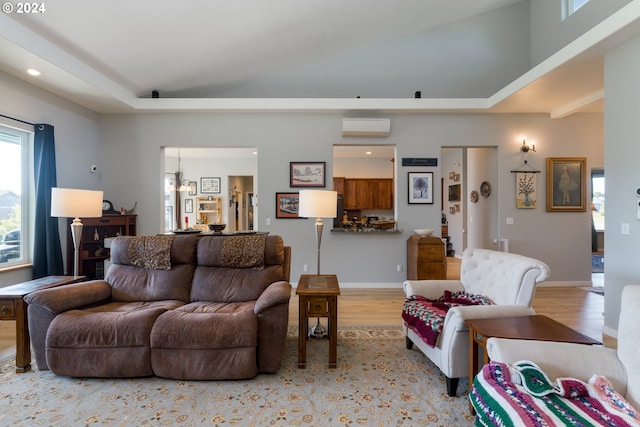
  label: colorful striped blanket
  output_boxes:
[470,360,640,426]
[402,291,493,347]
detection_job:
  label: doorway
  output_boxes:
[228,176,254,231]
[441,147,499,256]
[162,147,257,232]
[591,168,604,286]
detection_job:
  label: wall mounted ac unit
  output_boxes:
[342,118,390,137]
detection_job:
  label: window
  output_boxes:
[0,124,30,267]
[591,169,604,232]
[563,0,590,19]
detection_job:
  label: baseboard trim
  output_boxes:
[292,280,591,289]
[603,325,618,339]
[292,282,403,289]
[537,280,592,287]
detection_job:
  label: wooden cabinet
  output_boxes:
[406,235,447,280]
[195,196,222,228]
[67,214,136,279]
[335,178,393,210]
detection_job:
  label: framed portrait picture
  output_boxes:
[408,172,434,204]
[290,162,325,187]
[546,157,586,212]
[275,192,302,218]
[188,181,197,196]
[448,184,461,202]
[184,198,193,213]
[201,177,221,194]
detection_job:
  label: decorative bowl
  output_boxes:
[207,223,226,233]
[414,228,434,236]
[371,220,396,230]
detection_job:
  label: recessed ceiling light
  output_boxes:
[27,68,41,76]
[366,151,372,155]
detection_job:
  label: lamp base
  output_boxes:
[310,317,328,339]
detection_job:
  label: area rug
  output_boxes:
[592,254,604,273]
[0,326,473,426]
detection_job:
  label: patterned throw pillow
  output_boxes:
[221,234,266,269]
[127,235,175,270]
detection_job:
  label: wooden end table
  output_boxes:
[466,315,601,394]
[296,274,340,369]
[0,276,85,373]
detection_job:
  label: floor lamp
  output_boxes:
[298,189,337,338]
[51,188,104,277]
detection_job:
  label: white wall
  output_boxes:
[530,0,632,65]
[603,33,640,333]
[98,112,603,287]
[167,2,531,99]
[467,147,499,250]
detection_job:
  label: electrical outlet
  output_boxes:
[621,223,630,235]
[397,264,403,272]
[303,264,309,272]
[266,218,271,226]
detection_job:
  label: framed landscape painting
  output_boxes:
[546,157,586,212]
[408,172,433,204]
[290,162,325,187]
[275,192,302,218]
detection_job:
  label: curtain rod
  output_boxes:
[0,114,35,127]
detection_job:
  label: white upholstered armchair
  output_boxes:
[487,284,639,411]
[402,248,550,396]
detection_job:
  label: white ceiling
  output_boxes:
[1,0,640,115]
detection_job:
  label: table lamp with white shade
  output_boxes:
[298,189,337,339]
[51,188,104,277]
[298,189,338,275]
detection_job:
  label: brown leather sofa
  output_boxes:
[24,233,292,380]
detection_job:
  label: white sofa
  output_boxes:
[486,284,640,412]
[402,248,550,396]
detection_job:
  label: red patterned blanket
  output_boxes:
[402,291,493,347]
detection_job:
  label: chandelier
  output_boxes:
[167,148,191,192]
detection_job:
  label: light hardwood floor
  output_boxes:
[0,258,612,362]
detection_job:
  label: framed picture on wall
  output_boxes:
[275,192,302,218]
[516,172,537,209]
[188,181,197,195]
[184,198,193,213]
[201,177,221,194]
[290,162,325,187]
[448,184,461,202]
[408,172,434,204]
[546,157,586,212]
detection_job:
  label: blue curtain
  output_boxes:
[32,124,64,278]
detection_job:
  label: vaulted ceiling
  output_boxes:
[1,0,640,116]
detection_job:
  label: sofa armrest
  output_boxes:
[255,281,292,314]
[402,280,464,298]
[444,304,535,331]
[24,280,112,314]
[487,338,627,393]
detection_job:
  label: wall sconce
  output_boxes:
[521,139,536,153]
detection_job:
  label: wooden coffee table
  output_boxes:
[296,274,340,369]
[466,315,601,390]
[0,276,85,372]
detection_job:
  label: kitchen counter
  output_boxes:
[331,228,401,233]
